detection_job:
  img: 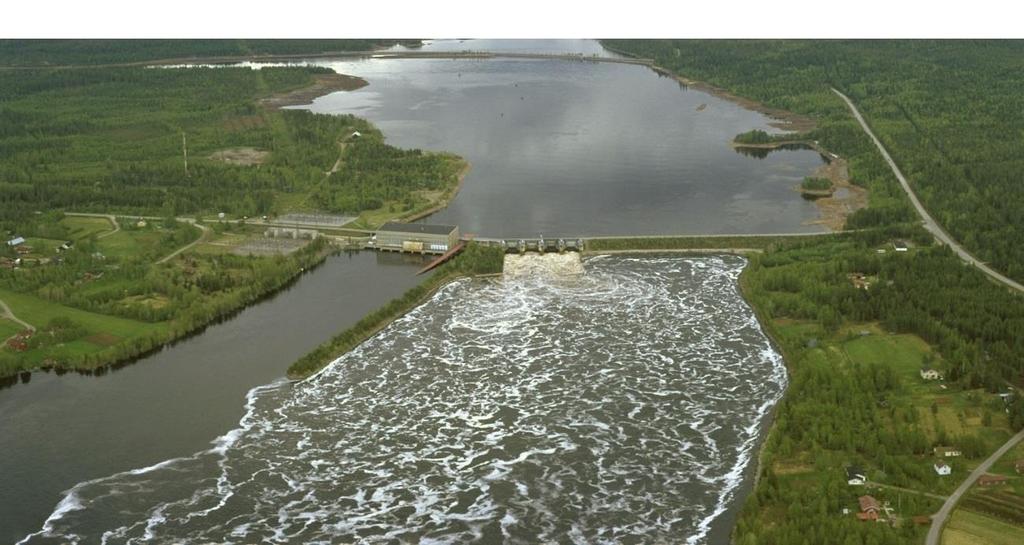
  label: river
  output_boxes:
[0,252,431,543]
[18,254,785,545]
[5,39,806,543]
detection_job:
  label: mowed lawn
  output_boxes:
[943,509,1024,545]
[0,288,167,362]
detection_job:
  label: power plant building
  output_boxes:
[372,222,460,254]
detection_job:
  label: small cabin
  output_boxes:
[893,240,909,252]
[920,366,942,381]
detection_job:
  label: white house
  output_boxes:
[934,462,952,476]
[847,466,867,486]
[920,366,942,381]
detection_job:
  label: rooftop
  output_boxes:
[378,222,457,236]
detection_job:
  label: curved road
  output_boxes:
[156,220,210,264]
[0,297,34,343]
[832,88,1024,294]
[925,428,1024,545]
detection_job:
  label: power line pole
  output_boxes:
[182,132,189,177]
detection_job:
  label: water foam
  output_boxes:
[21,255,785,544]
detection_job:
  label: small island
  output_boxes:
[799,176,834,199]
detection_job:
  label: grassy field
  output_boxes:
[95,223,200,260]
[0,288,167,366]
[0,317,25,340]
[60,216,116,240]
[943,509,1024,545]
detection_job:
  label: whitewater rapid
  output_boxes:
[20,254,786,544]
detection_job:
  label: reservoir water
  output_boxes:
[19,255,785,545]
[4,40,806,543]
[292,41,827,236]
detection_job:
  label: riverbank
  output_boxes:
[600,43,816,133]
[399,161,472,223]
[261,72,368,109]
[286,243,505,379]
[0,239,335,382]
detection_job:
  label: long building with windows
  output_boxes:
[371,222,460,254]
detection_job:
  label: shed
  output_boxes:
[372,222,460,255]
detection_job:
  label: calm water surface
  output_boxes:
[292,43,826,237]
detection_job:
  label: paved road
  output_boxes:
[925,428,1024,545]
[832,88,1024,294]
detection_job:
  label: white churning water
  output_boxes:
[20,255,786,545]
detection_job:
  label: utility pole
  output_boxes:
[182,132,189,177]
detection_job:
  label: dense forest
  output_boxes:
[604,40,1024,283]
[0,39,419,66]
[0,64,462,233]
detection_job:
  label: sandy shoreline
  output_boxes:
[261,73,368,110]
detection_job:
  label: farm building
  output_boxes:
[371,222,460,255]
[977,474,1008,487]
[933,446,962,457]
[856,495,880,522]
